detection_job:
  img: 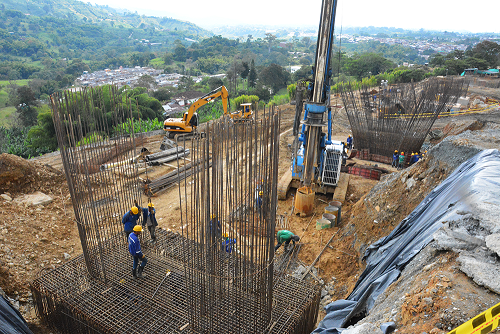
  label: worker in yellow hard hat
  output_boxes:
[128,225,148,279]
[222,231,236,253]
[392,150,399,168]
[257,190,264,211]
[346,135,353,149]
[142,202,158,243]
[122,204,141,237]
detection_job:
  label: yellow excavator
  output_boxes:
[230,102,254,121]
[163,85,254,142]
[163,85,229,142]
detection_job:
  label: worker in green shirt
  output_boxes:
[398,151,405,169]
[275,230,300,252]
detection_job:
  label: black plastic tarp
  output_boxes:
[313,149,500,333]
[0,294,33,334]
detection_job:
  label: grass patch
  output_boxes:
[0,90,9,107]
[150,58,165,67]
[0,106,17,128]
[0,79,30,87]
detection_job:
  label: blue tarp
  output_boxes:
[0,294,33,334]
[313,149,500,333]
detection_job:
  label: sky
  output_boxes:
[89,0,500,34]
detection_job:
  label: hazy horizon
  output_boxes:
[88,0,500,34]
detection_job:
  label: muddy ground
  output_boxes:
[1,84,500,333]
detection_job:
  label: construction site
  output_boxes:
[1,0,500,330]
[0,74,498,333]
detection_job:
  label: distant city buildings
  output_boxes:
[75,67,225,117]
[75,66,163,88]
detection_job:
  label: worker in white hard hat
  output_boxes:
[122,205,141,237]
[128,225,148,279]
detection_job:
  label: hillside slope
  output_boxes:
[1,0,211,34]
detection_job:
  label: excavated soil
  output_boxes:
[1,87,500,333]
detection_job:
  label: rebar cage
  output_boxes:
[339,77,469,157]
[31,86,321,333]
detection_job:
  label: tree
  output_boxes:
[240,61,249,80]
[248,59,257,88]
[226,60,244,93]
[164,52,174,65]
[151,87,173,102]
[345,53,395,80]
[468,41,500,68]
[208,77,224,91]
[174,43,187,62]
[264,33,277,54]
[134,75,157,91]
[27,107,58,152]
[178,76,195,91]
[259,63,290,94]
[293,65,312,82]
[13,86,38,127]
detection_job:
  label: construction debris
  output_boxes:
[143,160,208,196]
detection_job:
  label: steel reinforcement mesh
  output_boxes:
[339,77,469,157]
[31,230,320,333]
[35,89,320,333]
[50,86,144,282]
[176,112,281,332]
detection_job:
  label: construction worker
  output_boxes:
[413,152,421,164]
[222,232,236,253]
[392,150,398,168]
[128,225,148,279]
[398,152,405,169]
[142,202,158,243]
[122,206,141,237]
[275,230,300,252]
[209,214,222,245]
[346,135,353,150]
[257,191,263,210]
[409,152,417,165]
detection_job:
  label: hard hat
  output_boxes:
[394,150,398,153]
[401,152,404,155]
[131,206,139,215]
[259,191,263,196]
[348,135,352,138]
[133,225,143,232]
[223,232,229,238]
[147,202,154,208]
[210,214,215,219]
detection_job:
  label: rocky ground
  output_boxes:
[1,85,500,333]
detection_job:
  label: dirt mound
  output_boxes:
[0,153,65,195]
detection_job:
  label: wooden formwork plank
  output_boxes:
[332,172,350,203]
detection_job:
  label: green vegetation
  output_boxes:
[112,118,163,136]
[197,101,227,123]
[0,0,499,159]
[0,107,17,128]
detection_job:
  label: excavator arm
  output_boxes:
[183,85,229,126]
[164,85,229,137]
